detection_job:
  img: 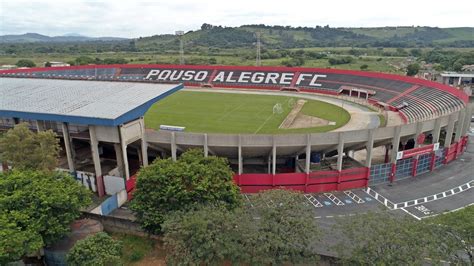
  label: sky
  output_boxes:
[0,0,473,38]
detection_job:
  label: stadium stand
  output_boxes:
[0,64,467,124]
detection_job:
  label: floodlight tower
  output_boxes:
[255,31,262,67]
[175,31,185,65]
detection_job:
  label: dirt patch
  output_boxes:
[288,114,334,129]
[279,99,335,129]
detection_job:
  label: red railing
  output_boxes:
[234,166,369,193]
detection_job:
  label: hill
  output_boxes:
[136,25,474,50]
[0,33,128,43]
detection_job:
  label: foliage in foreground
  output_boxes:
[0,170,91,264]
[333,210,472,265]
[67,232,123,266]
[0,123,60,171]
[131,149,242,234]
[428,205,474,264]
[162,189,321,265]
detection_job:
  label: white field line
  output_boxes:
[253,113,275,134]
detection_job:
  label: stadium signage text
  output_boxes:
[145,69,326,87]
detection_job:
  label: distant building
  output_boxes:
[0,65,17,70]
[44,61,70,67]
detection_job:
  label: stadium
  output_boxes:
[0,64,472,206]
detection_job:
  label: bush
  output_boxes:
[360,64,369,70]
[67,232,122,266]
[406,63,420,76]
[15,59,36,67]
[130,149,241,234]
[328,56,354,65]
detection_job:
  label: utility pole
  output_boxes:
[255,31,262,67]
[175,31,185,65]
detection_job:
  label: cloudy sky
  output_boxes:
[1,0,472,37]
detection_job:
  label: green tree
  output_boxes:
[245,189,321,265]
[0,123,60,171]
[162,189,320,265]
[0,170,91,263]
[15,59,36,67]
[130,149,241,234]
[360,64,369,70]
[406,63,420,76]
[163,204,250,265]
[332,211,466,265]
[428,206,473,264]
[67,232,122,266]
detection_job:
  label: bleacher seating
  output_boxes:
[0,65,466,124]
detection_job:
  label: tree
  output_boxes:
[130,149,241,234]
[15,59,36,67]
[332,211,466,265]
[45,61,52,67]
[360,64,369,70]
[243,189,321,265]
[162,189,321,265]
[0,170,91,263]
[163,204,250,265]
[406,63,420,76]
[427,206,473,264]
[67,232,122,266]
[0,123,60,171]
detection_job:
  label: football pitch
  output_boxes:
[145,91,351,134]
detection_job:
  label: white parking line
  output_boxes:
[364,187,396,209]
[243,194,254,208]
[324,193,345,206]
[304,194,323,208]
[394,180,473,209]
[401,208,422,220]
[344,191,365,204]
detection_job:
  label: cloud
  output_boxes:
[0,0,472,37]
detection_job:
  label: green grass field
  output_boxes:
[145,91,350,134]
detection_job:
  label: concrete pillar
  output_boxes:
[140,118,148,167]
[171,132,177,161]
[114,143,124,177]
[204,133,208,157]
[462,105,473,136]
[61,122,75,172]
[118,126,130,179]
[432,117,442,144]
[365,129,375,168]
[336,133,344,171]
[444,113,457,147]
[305,134,311,174]
[89,126,102,178]
[272,138,276,175]
[357,90,361,98]
[390,126,402,163]
[414,122,423,146]
[36,120,45,132]
[454,109,465,142]
[238,135,243,175]
[136,147,143,165]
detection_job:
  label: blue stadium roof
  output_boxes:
[0,78,183,126]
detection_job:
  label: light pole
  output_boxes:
[175,31,185,65]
